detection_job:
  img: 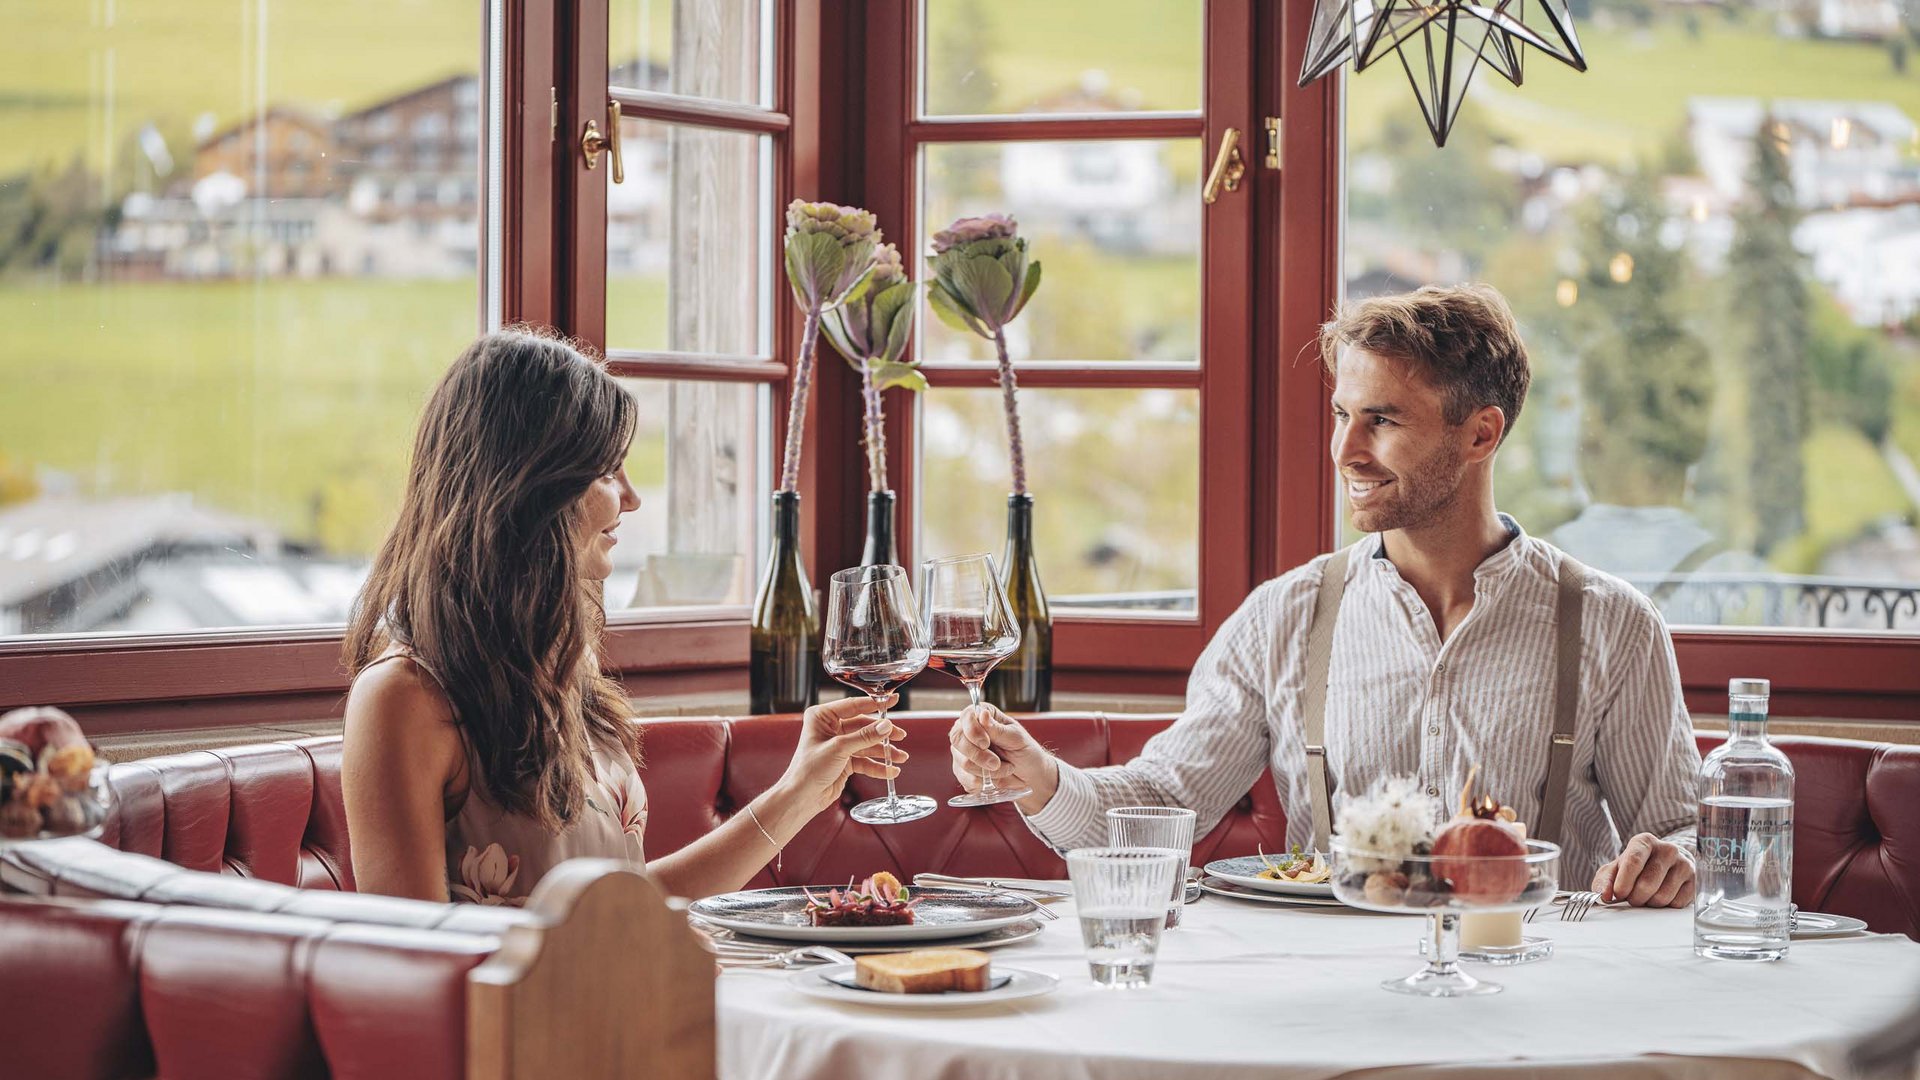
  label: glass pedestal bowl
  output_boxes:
[0,765,116,848]
[1330,837,1559,997]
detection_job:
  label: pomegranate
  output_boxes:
[1430,817,1529,904]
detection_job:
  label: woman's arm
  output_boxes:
[341,659,465,901]
[645,695,905,899]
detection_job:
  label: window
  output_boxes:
[893,0,1254,644]
[1342,4,1920,635]
[594,0,779,612]
[0,1,482,639]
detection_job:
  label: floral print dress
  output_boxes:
[445,741,648,906]
[361,647,647,907]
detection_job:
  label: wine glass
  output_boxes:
[920,553,1028,807]
[823,564,937,825]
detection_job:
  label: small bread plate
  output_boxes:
[690,886,1041,945]
[1202,855,1336,898]
[1197,875,1349,908]
[1791,912,1869,939]
[790,964,1058,1009]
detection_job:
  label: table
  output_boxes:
[718,888,1920,1079]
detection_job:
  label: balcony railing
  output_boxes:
[1051,574,1920,632]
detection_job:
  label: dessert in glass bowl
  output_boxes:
[1329,775,1559,997]
[0,707,114,844]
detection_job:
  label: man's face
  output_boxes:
[1330,347,1471,534]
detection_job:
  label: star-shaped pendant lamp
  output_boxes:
[1299,0,1588,147]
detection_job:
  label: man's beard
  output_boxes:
[1347,443,1468,534]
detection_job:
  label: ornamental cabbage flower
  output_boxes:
[822,243,925,493]
[926,214,1043,495]
[926,213,1043,338]
[784,200,880,311]
[777,200,882,493]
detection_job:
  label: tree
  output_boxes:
[1568,171,1714,507]
[1805,289,1894,445]
[1728,120,1810,557]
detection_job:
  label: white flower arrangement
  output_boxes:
[1333,775,1444,873]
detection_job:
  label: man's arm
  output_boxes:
[952,576,1298,852]
[1590,590,1703,906]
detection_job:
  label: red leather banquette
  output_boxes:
[7,713,1917,937]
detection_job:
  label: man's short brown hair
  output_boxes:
[1318,284,1530,442]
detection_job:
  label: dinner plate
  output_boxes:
[1791,912,1869,939]
[718,920,1046,955]
[1202,855,1336,898]
[690,886,1041,944]
[1197,875,1350,907]
[789,963,1058,1009]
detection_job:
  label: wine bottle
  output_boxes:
[750,491,819,714]
[984,493,1051,712]
[857,489,912,708]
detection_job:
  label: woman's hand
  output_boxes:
[777,694,910,817]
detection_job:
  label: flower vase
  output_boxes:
[750,492,820,714]
[984,493,1051,712]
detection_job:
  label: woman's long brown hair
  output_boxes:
[345,329,639,830]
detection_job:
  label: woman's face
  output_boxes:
[576,463,641,581]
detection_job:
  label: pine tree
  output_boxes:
[1570,171,1713,507]
[1728,119,1809,557]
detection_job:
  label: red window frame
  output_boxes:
[1,0,1915,732]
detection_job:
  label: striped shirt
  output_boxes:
[1026,517,1701,883]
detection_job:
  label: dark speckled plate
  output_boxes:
[690,886,1041,944]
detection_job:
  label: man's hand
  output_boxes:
[1592,832,1695,907]
[947,704,1059,815]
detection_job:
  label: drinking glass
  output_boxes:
[920,553,1027,807]
[822,565,936,825]
[1106,806,1196,928]
[1067,847,1182,988]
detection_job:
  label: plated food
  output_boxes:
[1256,844,1331,884]
[805,872,917,927]
[692,884,1039,944]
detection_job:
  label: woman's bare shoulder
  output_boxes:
[344,656,461,763]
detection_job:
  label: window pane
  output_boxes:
[0,2,479,638]
[920,0,1201,117]
[920,139,1201,364]
[609,380,764,609]
[1343,11,1920,632]
[918,388,1197,611]
[610,0,771,107]
[607,121,770,356]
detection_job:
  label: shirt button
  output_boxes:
[1429,725,1440,735]
[1434,661,1446,674]
[1427,785,1439,797]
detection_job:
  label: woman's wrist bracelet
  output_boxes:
[745,800,782,876]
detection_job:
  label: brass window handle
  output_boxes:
[580,101,626,184]
[1202,126,1246,205]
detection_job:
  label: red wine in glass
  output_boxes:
[823,564,935,826]
[920,554,1027,807]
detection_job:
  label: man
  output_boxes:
[949,284,1701,906]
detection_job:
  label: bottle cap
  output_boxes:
[1729,678,1770,697]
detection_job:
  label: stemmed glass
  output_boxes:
[920,553,1029,807]
[823,565,937,825]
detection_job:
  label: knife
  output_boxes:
[912,873,1072,899]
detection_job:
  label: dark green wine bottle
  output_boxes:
[857,489,911,708]
[984,493,1051,712]
[750,491,819,714]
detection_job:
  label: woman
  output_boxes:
[341,329,903,904]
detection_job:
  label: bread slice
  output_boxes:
[853,949,991,994]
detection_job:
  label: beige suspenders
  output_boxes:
[1301,547,1589,850]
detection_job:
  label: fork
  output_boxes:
[1559,890,1600,922]
[712,943,855,969]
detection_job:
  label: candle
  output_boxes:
[1459,910,1523,950]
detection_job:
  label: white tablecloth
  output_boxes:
[719,888,1920,1080]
